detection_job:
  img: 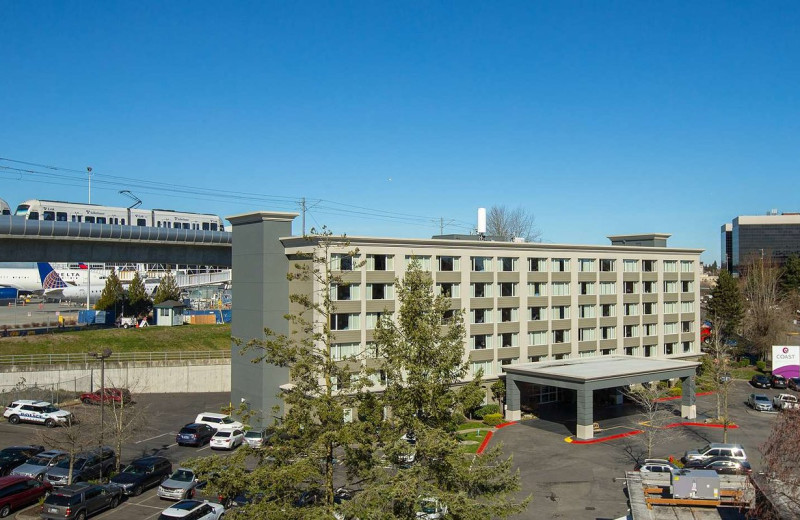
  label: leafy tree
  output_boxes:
[781,255,800,293]
[491,379,506,410]
[153,271,181,305]
[486,205,541,242]
[126,272,152,318]
[95,270,125,313]
[706,269,744,338]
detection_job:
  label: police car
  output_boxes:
[3,400,73,427]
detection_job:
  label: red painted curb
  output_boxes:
[655,391,715,402]
[476,431,493,455]
[495,421,517,429]
[665,422,739,429]
[569,429,644,444]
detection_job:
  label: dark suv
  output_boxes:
[44,447,115,488]
[176,423,215,447]
[41,482,122,520]
[110,456,172,496]
[0,445,44,476]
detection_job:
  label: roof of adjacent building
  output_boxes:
[153,300,186,309]
[734,214,800,225]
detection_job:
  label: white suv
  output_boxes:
[4,400,73,427]
[193,412,243,431]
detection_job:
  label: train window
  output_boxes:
[137,218,147,226]
[121,219,125,225]
[56,212,67,221]
[202,223,210,231]
[112,218,118,225]
[43,211,55,221]
[156,221,161,227]
[97,217,107,224]
[211,223,218,231]
[183,223,190,229]
[1,209,9,215]
[72,215,78,222]
[85,216,95,223]
[29,212,40,220]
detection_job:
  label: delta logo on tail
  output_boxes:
[37,263,68,290]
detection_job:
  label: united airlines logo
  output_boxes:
[43,271,67,289]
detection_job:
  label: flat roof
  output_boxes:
[502,356,700,383]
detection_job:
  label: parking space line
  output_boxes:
[135,432,175,444]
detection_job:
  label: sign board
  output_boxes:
[772,345,800,379]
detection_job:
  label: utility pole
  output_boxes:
[88,348,112,482]
[87,264,91,310]
[301,197,306,236]
[87,167,93,204]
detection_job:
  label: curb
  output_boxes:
[475,420,519,455]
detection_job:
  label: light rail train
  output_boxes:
[13,199,225,231]
[0,198,10,215]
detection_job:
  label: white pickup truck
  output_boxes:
[773,393,800,410]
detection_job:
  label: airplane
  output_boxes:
[45,271,159,304]
[0,263,68,296]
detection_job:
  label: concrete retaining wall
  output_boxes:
[0,359,231,394]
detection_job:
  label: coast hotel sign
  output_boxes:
[772,345,800,379]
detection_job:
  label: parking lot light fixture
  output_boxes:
[89,348,113,481]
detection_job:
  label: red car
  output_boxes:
[79,388,132,405]
[0,475,52,517]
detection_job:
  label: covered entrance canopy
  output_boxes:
[503,356,701,440]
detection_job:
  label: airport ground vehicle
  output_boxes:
[110,456,172,496]
[14,199,225,231]
[0,475,51,517]
[3,400,72,427]
[40,482,122,520]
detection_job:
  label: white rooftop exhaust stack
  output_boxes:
[477,208,486,235]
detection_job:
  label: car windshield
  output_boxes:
[220,417,235,424]
[697,445,711,454]
[180,427,198,434]
[0,451,23,461]
[245,431,262,438]
[55,457,86,469]
[122,464,148,475]
[26,455,53,466]
[774,376,786,381]
[45,494,81,506]
[755,395,770,402]
[792,378,800,385]
[41,405,59,413]
[170,470,194,482]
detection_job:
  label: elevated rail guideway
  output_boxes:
[0,216,232,266]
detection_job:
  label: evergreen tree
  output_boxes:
[707,269,744,338]
[126,272,152,317]
[153,271,181,305]
[95,270,125,313]
[781,255,800,293]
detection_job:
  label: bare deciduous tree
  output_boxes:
[486,205,541,242]
[104,377,152,472]
[36,408,100,485]
[756,408,800,518]
[698,316,735,441]
[625,383,678,459]
[741,254,790,360]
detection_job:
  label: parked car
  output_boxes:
[718,372,732,384]
[682,443,748,464]
[0,446,44,477]
[772,393,800,410]
[396,432,417,468]
[417,497,448,519]
[633,458,678,474]
[110,456,172,496]
[158,468,201,501]
[0,475,51,517]
[243,429,271,449]
[158,499,225,520]
[175,424,215,447]
[40,482,122,520]
[3,400,73,428]
[79,388,132,406]
[194,413,243,431]
[770,375,788,389]
[210,429,245,450]
[683,456,752,475]
[44,447,115,488]
[10,450,68,480]
[750,375,771,389]
[788,377,800,391]
[748,393,774,412]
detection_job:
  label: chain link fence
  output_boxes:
[0,374,91,405]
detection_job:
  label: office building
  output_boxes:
[723,213,800,273]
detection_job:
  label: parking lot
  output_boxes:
[1,382,787,519]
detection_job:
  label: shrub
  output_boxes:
[756,360,767,372]
[473,404,501,420]
[483,413,504,427]
[452,412,467,425]
[667,386,682,397]
[738,359,750,368]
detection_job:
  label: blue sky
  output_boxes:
[2,2,800,263]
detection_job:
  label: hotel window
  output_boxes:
[471,334,491,350]
[681,301,695,313]
[663,260,677,273]
[644,323,657,336]
[332,253,356,271]
[623,281,637,294]
[623,260,639,272]
[642,281,656,294]
[579,282,595,295]
[529,331,547,346]
[681,320,694,333]
[499,257,517,272]
[552,329,570,344]
[601,348,616,356]
[664,281,677,293]
[366,312,388,330]
[367,254,393,271]
[553,353,570,360]
[664,342,676,355]
[471,256,492,272]
[500,307,518,322]
[600,282,616,295]
[624,324,639,338]
[331,284,360,301]
[681,281,694,293]
[600,259,615,272]
[642,302,656,315]
[552,258,570,272]
[579,350,597,358]
[529,355,547,363]
[682,341,693,353]
[405,255,432,271]
[663,301,678,314]
[442,309,456,323]
[471,360,493,377]
[471,308,492,324]
[664,322,678,334]
[642,260,657,272]
[472,282,492,298]
[600,303,616,317]
[579,327,596,341]
[552,305,570,320]
[625,346,639,356]
[624,303,638,316]
[331,313,360,331]
[644,345,655,357]
[600,326,616,340]
[578,258,596,272]
[331,343,360,361]
[498,358,519,372]
[368,283,393,300]
[499,282,517,297]
[365,342,379,359]
[528,282,546,297]
[680,260,694,273]
[437,282,459,298]
[528,257,547,272]
[500,332,518,348]
[551,282,570,296]
[437,256,459,271]
[529,306,545,321]
[579,304,595,318]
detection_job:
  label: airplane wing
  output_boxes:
[43,288,65,298]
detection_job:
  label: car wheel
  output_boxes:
[76,511,86,520]
[111,496,119,508]
[82,398,93,405]
[45,418,56,428]
[123,323,129,329]
[133,485,142,497]
[7,415,20,425]
[0,504,10,518]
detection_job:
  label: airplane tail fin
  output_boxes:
[37,263,68,290]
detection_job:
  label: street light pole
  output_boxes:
[88,348,112,481]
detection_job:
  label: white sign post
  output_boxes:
[772,345,800,379]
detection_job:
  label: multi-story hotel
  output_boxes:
[228,212,703,435]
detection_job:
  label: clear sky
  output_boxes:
[2,2,800,264]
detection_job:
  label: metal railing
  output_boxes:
[0,349,231,366]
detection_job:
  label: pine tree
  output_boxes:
[152,271,181,305]
[95,270,125,313]
[126,272,152,317]
[707,269,744,338]
[781,255,800,293]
